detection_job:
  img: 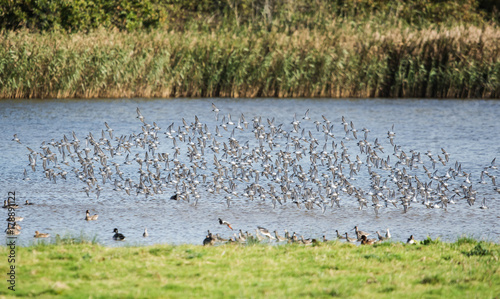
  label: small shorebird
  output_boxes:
[336,230,346,239]
[407,235,417,244]
[143,228,148,237]
[216,233,228,242]
[238,230,247,242]
[34,231,50,238]
[354,226,370,239]
[113,228,125,240]
[376,231,388,241]
[345,232,357,243]
[218,218,233,230]
[257,226,276,240]
[274,230,287,242]
[85,210,98,221]
[254,229,265,241]
[301,235,313,245]
[479,197,488,209]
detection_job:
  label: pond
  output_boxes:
[1,98,499,246]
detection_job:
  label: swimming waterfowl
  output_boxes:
[218,218,233,230]
[407,235,417,244]
[203,232,215,246]
[143,228,148,237]
[360,235,377,245]
[34,231,50,238]
[2,200,19,209]
[85,210,98,221]
[6,228,20,235]
[25,200,34,205]
[113,228,125,240]
[6,216,23,222]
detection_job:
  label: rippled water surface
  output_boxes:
[1,98,499,246]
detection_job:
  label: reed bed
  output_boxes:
[1,22,499,99]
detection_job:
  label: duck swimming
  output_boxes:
[34,231,50,238]
[113,228,125,240]
[360,235,377,245]
[2,200,19,209]
[85,210,98,221]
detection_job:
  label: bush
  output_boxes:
[0,0,497,33]
[465,243,491,257]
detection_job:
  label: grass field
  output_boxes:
[1,237,499,298]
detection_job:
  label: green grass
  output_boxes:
[1,239,499,298]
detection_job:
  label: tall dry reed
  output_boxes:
[0,22,499,99]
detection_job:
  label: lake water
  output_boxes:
[1,98,499,246]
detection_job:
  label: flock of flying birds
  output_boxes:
[14,103,498,219]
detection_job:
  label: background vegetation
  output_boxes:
[0,0,499,98]
[0,237,499,298]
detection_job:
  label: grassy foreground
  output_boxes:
[1,238,499,298]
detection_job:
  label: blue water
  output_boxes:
[1,98,499,246]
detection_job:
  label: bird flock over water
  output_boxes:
[13,104,498,218]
